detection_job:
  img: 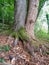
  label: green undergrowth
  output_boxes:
[0,27,30,42]
[0,45,10,62]
[35,31,49,43]
[0,45,10,52]
[0,27,49,47]
[0,58,5,63]
[46,51,49,55]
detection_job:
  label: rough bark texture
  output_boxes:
[26,0,39,39]
[14,0,27,31]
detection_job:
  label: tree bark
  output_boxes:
[14,0,27,31]
[26,0,39,39]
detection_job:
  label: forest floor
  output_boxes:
[0,35,49,65]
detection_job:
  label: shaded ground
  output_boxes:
[0,35,49,65]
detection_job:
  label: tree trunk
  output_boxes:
[26,0,39,39]
[46,14,49,33]
[14,0,27,31]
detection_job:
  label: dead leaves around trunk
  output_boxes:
[0,35,49,65]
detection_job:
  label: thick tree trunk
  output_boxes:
[14,0,27,31]
[26,0,39,39]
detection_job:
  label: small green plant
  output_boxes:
[0,45,10,52]
[46,51,49,55]
[3,45,11,51]
[0,58,5,63]
[0,46,3,51]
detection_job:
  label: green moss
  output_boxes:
[10,27,30,41]
[18,27,29,41]
[10,31,18,38]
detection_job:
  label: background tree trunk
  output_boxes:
[26,0,39,39]
[14,0,27,31]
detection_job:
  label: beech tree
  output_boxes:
[14,0,27,31]
[26,0,39,39]
[14,0,39,40]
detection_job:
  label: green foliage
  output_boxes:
[0,58,5,63]
[0,29,12,35]
[3,45,10,51]
[46,14,49,32]
[0,45,10,52]
[46,51,49,55]
[0,0,14,31]
[38,0,46,13]
[0,27,29,41]
[0,23,10,32]
[35,0,49,43]
[35,29,49,43]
